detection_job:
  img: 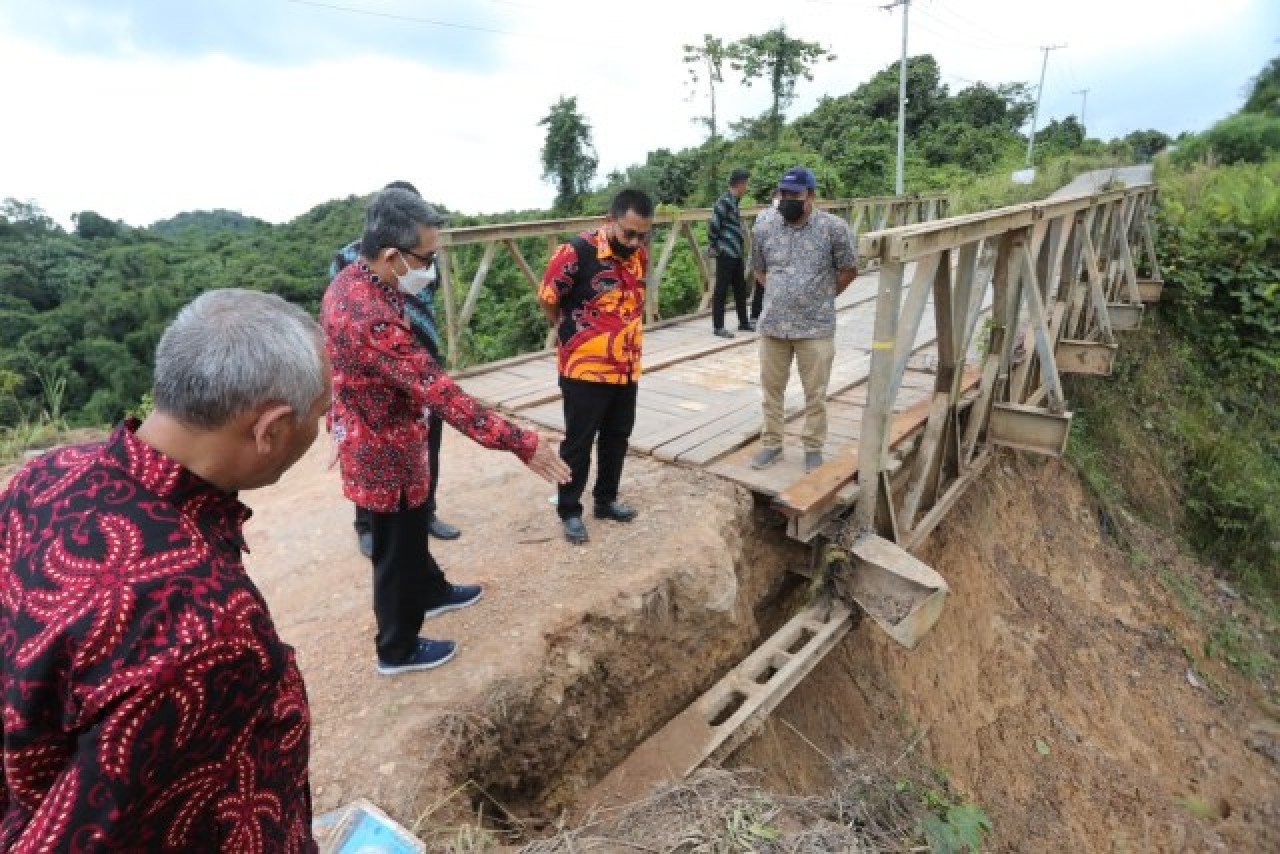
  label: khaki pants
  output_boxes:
[759,335,835,452]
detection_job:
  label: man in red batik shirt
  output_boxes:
[322,187,568,676]
[0,289,327,850]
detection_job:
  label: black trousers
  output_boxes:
[712,254,749,331]
[750,277,764,321]
[369,496,452,664]
[355,412,443,535]
[557,377,637,520]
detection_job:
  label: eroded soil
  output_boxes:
[732,454,1280,853]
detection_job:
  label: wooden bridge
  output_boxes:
[449,180,1164,807]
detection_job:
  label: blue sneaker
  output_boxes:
[377,638,456,675]
[423,583,483,619]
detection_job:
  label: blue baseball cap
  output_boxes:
[778,167,816,193]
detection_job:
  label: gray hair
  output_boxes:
[153,289,325,428]
[359,187,447,257]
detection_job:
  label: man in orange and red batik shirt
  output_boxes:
[539,189,654,545]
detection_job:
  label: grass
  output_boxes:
[1065,315,1278,691]
[0,366,82,467]
[0,415,72,465]
[419,748,992,853]
[949,154,1133,215]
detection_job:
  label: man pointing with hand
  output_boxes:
[323,187,570,676]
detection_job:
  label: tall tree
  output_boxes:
[1243,55,1280,116]
[729,26,835,141]
[1122,129,1173,162]
[539,96,598,214]
[683,35,730,140]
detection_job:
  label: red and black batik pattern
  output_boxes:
[0,421,315,852]
[321,261,538,513]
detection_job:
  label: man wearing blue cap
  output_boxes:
[749,167,858,473]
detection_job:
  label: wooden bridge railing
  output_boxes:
[843,183,1161,550]
[433,193,950,368]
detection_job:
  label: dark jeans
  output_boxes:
[369,497,452,665]
[355,412,443,535]
[557,377,637,520]
[712,254,749,331]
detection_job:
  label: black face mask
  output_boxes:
[779,199,806,223]
[609,236,639,258]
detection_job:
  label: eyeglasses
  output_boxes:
[401,247,437,267]
[617,227,651,242]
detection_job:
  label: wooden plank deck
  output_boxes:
[457,268,988,507]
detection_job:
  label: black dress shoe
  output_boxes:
[562,516,589,544]
[428,516,461,540]
[357,529,374,559]
[594,501,637,522]
[738,321,756,332]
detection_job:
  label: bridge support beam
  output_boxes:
[1056,340,1118,376]
[581,599,853,813]
[987,402,1072,457]
[1107,303,1145,331]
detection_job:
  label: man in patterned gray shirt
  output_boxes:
[749,167,858,473]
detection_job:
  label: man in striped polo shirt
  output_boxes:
[706,168,753,338]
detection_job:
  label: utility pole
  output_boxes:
[1025,44,1066,167]
[1073,87,1090,129]
[882,0,910,195]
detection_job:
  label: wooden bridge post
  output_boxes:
[648,217,683,324]
[503,238,542,304]
[438,246,459,368]
[850,205,866,243]
[683,221,715,311]
[1137,190,1163,280]
[457,240,498,334]
[853,259,906,533]
[1078,207,1117,345]
[899,249,958,532]
[960,232,1014,463]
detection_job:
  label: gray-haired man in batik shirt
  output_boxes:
[749,167,858,474]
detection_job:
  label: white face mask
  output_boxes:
[392,252,435,296]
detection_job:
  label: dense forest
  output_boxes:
[0,50,1265,431]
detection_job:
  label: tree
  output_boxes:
[73,211,121,240]
[1036,116,1086,156]
[729,26,835,141]
[1,199,58,236]
[848,55,947,137]
[539,96,598,214]
[945,82,1034,132]
[1122,129,1172,162]
[683,35,730,140]
[1243,55,1280,116]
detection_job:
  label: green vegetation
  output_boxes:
[1064,56,1279,688]
[897,771,992,854]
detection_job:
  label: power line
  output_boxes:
[909,14,1010,55]
[917,1,1034,51]
[1062,52,1085,91]
[281,0,521,37]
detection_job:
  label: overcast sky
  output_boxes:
[1,0,1275,227]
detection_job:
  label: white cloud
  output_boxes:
[0,0,1273,227]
